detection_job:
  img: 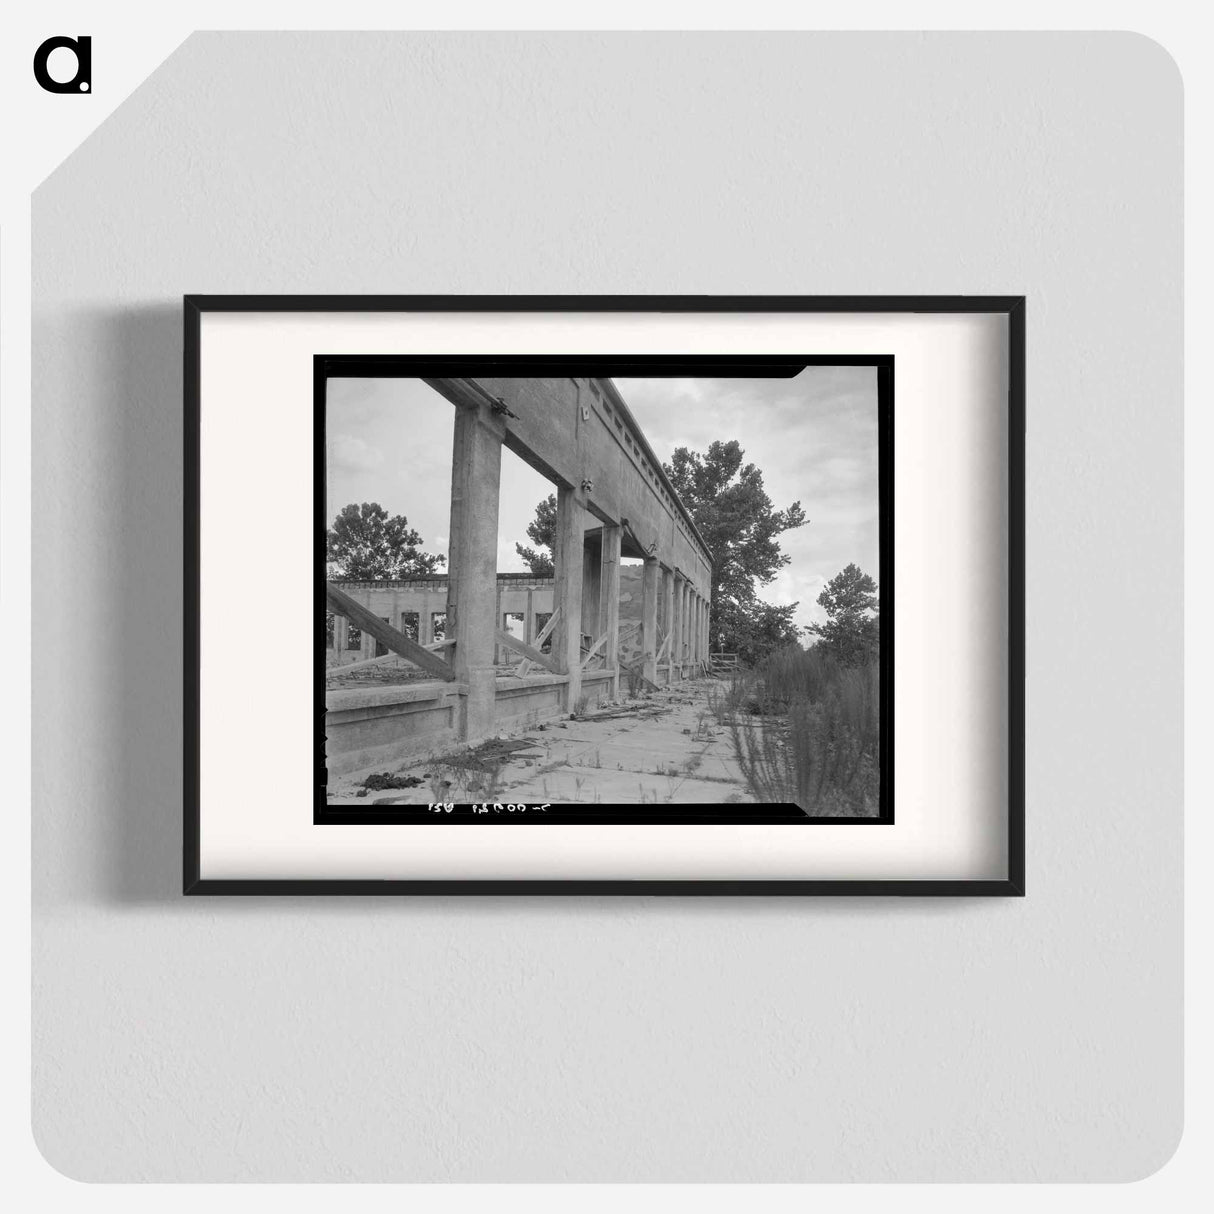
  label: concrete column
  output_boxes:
[553,485,585,711]
[685,593,693,669]
[332,614,347,657]
[641,557,659,685]
[662,568,675,685]
[690,594,698,668]
[446,404,504,741]
[581,538,601,642]
[420,597,433,646]
[675,581,683,670]
[525,587,535,645]
[691,590,697,666]
[599,524,622,699]
[362,603,376,659]
[690,588,697,666]
[684,575,694,665]
[692,594,700,669]
[494,579,503,665]
[671,574,684,681]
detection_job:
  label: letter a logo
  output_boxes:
[34,36,92,94]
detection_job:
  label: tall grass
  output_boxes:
[720,645,880,816]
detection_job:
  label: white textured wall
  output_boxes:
[31,32,1182,1181]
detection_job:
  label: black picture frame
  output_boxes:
[184,295,1025,896]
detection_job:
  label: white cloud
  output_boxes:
[328,433,383,474]
[616,367,882,630]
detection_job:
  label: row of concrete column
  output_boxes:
[643,563,710,680]
[446,401,711,741]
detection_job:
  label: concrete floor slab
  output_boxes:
[327,678,758,807]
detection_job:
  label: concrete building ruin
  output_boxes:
[324,376,713,777]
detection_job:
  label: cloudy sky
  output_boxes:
[325,367,879,630]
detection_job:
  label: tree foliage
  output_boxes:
[807,563,879,667]
[515,493,557,577]
[663,440,808,660]
[514,441,813,664]
[326,502,445,581]
[712,598,804,667]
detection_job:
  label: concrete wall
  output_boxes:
[327,670,618,779]
[491,675,567,732]
[327,575,555,653]
[325,682,465,776]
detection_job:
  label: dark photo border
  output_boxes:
[184,296,1024,896]
[315,354,893,827]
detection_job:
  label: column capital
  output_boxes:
[453,396,510,442]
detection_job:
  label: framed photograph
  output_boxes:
[185,296,1024,894]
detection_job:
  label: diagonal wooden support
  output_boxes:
[617,654,662,693]
[495,629,561,675]
[656,629,671,664]
[326,583,457,681]
[516,606,560,677]
[325,634,457,679]
[580,631,609,671]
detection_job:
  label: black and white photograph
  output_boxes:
[319,358,891,823]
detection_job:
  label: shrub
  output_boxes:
[707,670,758,724]
[726,646,880,816]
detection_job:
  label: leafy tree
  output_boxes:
[807,563,879,667]
[515,493,557,577]
[714,598,804,666]
[326,502,445,580]
[663,440,808,659]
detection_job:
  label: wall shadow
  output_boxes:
[91,304,186,904]
[58,305,990,922]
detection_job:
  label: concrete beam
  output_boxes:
[428,376,712,598]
